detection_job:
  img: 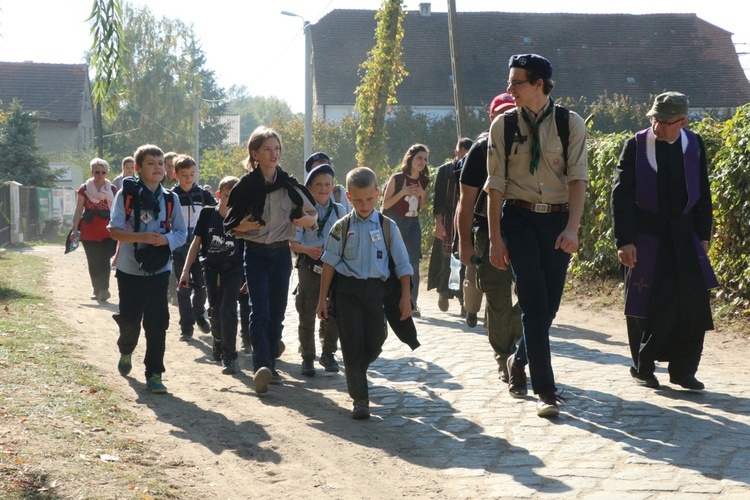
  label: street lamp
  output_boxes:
[281,10,313,159]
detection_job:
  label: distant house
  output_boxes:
[311,8,750,120]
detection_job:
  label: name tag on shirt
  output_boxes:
[370,229,382,242]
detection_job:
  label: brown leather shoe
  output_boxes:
[506,356,528,398]
[536,392,561,418]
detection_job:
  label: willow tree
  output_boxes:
[354,0,407,176]
[87,0,126,113]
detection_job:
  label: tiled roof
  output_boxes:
[0,62,90,123]
[312,10,750,109]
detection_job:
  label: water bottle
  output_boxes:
[448,254,461,291]
[69,231,81,252]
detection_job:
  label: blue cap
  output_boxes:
[509,54,552,79]
[304,151,331,173]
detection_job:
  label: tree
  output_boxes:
[225,86,295,144]
[87,0,126,113]
[99,5,227,161]
[0,101,62,187]
[354,1,407,176]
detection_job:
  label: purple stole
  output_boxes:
[624,128,718,317]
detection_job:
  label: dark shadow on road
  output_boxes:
[253,355,572,495]
[128,378,279,463]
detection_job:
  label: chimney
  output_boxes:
[419,3,431,17]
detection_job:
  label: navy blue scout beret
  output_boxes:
[304,151,331,173]
[508,54,553,79]
[305,163,335,187]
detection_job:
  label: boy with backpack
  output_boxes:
[291,163,345,377]
[170,154,217,341]
[108,144,187,394]
[316,167,413,420]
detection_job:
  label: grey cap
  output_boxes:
[647,92,689,119]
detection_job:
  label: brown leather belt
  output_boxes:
[505,199,569,213]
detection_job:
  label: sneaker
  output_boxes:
[270,369,283,385]
[241,335,252,355]
[253,367,272,394]
[117,353,132,376]
[352,399,370,420]
[301,359,316,377]
[536,391,566,418]
[276,339,286,358]
[222,358,238,375]
[438,294,449,312]
[319,352,340,373]
[97,289,111,302]
[466,312,478,328]
[146,373,168,394]
[212,339,222,362]
[179,330,193,342]
[196,316,211,334]
[411,306,421,318]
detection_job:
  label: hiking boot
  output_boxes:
[222,358,238,375]
[352,399,370,420]
[276,339,286,358]
[212,339,222,362]
[319,352,340,373]
[466,312,478,328]
[507,356,528,398]
[146,373,168,394]
[301,359,316,377]
[195,316,211,334]
[438,294,449,312]
[253,367,272,394]
[117,353,132,376]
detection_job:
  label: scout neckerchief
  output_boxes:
[316,200,335,239]
[136,177,162,218]
[520,99,555,174]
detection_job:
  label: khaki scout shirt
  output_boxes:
[485,99,588,204]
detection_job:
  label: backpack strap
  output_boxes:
[503,105,570,175]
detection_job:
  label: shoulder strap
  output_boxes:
[503,110,519,173]
[163,191,174,232]
[379,212,391,255]
[554,104,570,172]
[394,173,404,193]
[339,212,352,248]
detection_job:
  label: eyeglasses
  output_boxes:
[93,171,107,175]
[651,117,684,127]
[507,79,529,88]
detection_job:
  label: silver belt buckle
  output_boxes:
[531,202,551,213]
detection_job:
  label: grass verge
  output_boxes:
[0,250,181,499]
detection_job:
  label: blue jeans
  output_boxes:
[502,205,571,395]
[392,216,421,306]
[243,243,292,372]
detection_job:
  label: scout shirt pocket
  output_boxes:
[544,138,566,175]
[343,230,359,260]
[507,139,531,179]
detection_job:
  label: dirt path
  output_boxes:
[35,245,750,498]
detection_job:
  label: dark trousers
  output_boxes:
[239,290,251,339]
[334,275,386,402]
[502,205,570,395]
[114,270,170,378]
[81,238,117,294]
[244,244,292,372]
[204,263,244,360]
[393,216,422,306]
[172,250,207,332]
[295,265,339,359]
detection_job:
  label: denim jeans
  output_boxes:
[392,216,422,306]
[501,205,571,395]
[243,243,292,372]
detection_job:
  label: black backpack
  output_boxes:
[503,104,570,174]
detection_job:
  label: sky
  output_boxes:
[1,0,749,113]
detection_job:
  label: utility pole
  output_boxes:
[447,0,466,139]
